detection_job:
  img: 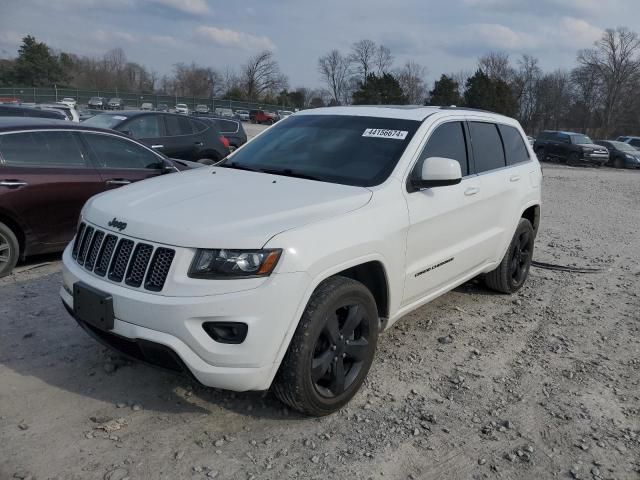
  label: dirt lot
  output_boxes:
[1,163,639,480]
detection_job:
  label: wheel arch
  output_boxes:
[521,204,540,237]
[0,210,26,259]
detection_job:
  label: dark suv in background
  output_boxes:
[533,130,609,166]
[83,111,229,163]
[192,115,247,151]
[0,118,200,277]
[0,104,67,120]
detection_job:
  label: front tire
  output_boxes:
[0,221,19,278]
[484,218,534,294]
[567,152,580,166]
[273,276,379,416]
[613,157,624,169]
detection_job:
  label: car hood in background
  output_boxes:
[82,167,372,249]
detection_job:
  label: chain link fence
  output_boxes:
[0,86,291,112]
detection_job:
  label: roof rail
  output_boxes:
[438,106,496,114]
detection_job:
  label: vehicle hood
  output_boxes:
[82,167,373,248]
[578,143,608,151]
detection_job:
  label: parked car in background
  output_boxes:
[59,98,77,108]
[38,103,80,122]
[214,107,234,118]
[59,106,541,416]
[107,98,124,110]
[83,111,229,163]
[249,109,276,124]
[175,103,189,115]
[157,103,169,112]
[88,97,108,110]
[616,136,640,150]
[533,130,608,166]
[0,117,201,277]
[595,140,640,169]
[193,115,247,151]
[235,109,249,121]
[277,110,293,120]
[0,104,67,120]
[140,102,154,111]
[195,104,210,114]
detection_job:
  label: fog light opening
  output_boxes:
[202,322,248,344]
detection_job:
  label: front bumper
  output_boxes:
[580,153,608,165]
[60,246,310,391]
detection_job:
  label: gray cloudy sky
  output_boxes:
[0,0,635,88]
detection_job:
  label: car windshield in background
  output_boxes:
[221,114,419,187]
[571,135,593,144]
[610,141,637,152]
[82,114,127,128]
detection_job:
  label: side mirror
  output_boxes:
[411,157,462,190]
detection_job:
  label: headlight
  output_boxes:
[188,249,282,279]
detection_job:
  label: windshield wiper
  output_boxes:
[259,168,321,181]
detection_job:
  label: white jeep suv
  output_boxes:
[60,106,541,416]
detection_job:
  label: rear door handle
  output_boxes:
[464,187,479,196]
[194,141,204,146]
[151,144,164,149]
[106,179,131,186]
[510,175,521,182]
[0,180,28,188]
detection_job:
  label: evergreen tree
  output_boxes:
[463,69,517,116]
[352,73,407,105]
[428,74,461,106]
[13,36,67,86]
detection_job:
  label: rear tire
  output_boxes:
[0,221,19,278]
[273,276,379,416]
[614,157,624,169]
[484,218,534,294]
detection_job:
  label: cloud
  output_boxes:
[150,0,210,15]
[91,30,137,44]
[196,26,275,51]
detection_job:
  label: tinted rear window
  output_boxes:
[222,114,419,187]
[218,120,238,133]
[498,124,529,165]
[165,115,193,136]
[469,122,506,173]
[83,114,128,129]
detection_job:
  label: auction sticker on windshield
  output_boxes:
[362,128,408,140]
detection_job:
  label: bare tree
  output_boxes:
[577,27,640,135]
[450,69,473,97]
[535,70,572,131]
[350,39,377,83]
[318,49,352,105]
[170,62,220,97]
[479,51,514,83]
[570,64,602,133]
[397,61,427,104]
[375,45,393,75]
[513,54,542,131]
[240,50,287,101]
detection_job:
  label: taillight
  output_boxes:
[220,136,230,149]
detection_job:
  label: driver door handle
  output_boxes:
[464,187,480,196]
[106,179,131,186]
[510,175,521,182]
[151,144,164,149]
[194,141,204,146]
[0,180,28,188]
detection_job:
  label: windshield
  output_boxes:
[571,134,593,144]
[83,114,127,128]
[609,141,637,152]
[221,114,419,187]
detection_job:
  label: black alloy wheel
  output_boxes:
[510,228,532,286]
[311,303,371,398]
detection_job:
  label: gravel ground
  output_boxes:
[1,163,639,480]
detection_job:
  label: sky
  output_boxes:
[0,0,636,89]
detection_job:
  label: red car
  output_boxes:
[249,109,276,125]
[0,117,201,277]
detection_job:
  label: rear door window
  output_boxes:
[122,115,162,139]
[498,125,529,166]
[189,118,209,134]
[414,121,468,177]
[164,115,193,136]
[468,122,506,173]
[0,131,87,167]
[83,133,163,169]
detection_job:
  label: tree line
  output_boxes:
[1,27,640,136]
